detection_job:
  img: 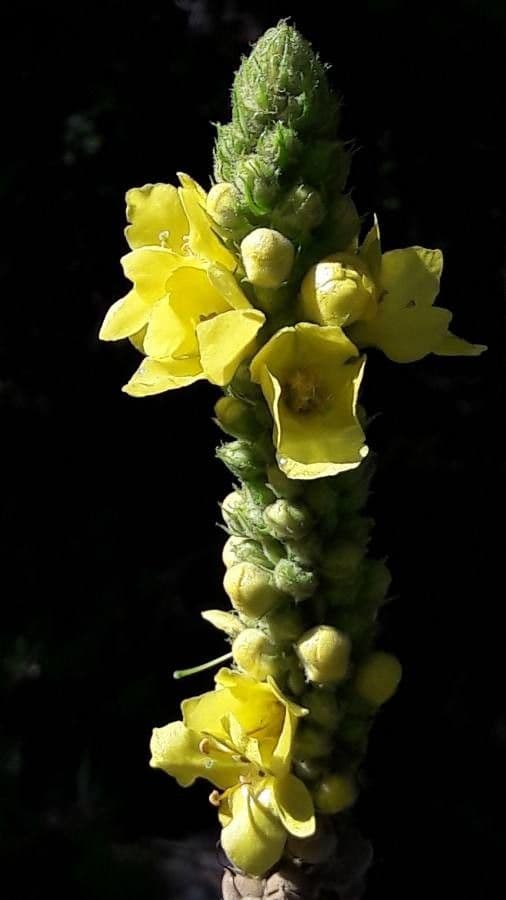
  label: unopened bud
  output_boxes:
[292,757,326,783]
[263,499,313,541]
[201,609,244,639]
[313,773,357,814]
[321,540,364,581]
[293,723,333,759]
[359,559,392,607]
[222,535,269,570]
[216,439,266,482]
[206,182,245,231]
[221,489,265,539]
[301,689,341,732]
[273,558,317,600]
[354,651,402,706]
[296,625,350,684]
[224,562,285,619]
[267,464,302,500]
[287,818,338,864]
[286,533,322,567]
[241,228,295,289]
[272,184,325,238]
[215,396,262,441]
[263,604,306,644]
[232,629,280,680]
[301,253,376,328]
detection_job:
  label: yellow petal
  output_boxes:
[183,677,285,753]
[125,183,189,252]
[220,782,287,877]
[143,298,189,360]
[165,265,232,362]
[177,172,208,204]
[350,303,452,363]
[149,721,241,790]
[359,215,382,280]
[270,706,296,777]
[129,325,147,354]
[207,264,252,310]
[381,246,443,310]
[99,290,149,341]
[197,308,265,386]
[434,331,487,357]
[121,247,185,304]
[122,356,204,397]
[272,774,315,838]
[179,183,237,270]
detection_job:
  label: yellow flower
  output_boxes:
[250,323,367,480]
[150,668,314,877]
[347,218,486,363]
[99,175,265,396]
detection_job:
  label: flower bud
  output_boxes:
[293,723,333,759]
[300,253,376,328]
[285,533,322,567]
[201,609,244,639]
[229,361,263,402]
[296,625,350,684]
[313,773,357,814]
[292,757,326,783]
[273,558,317,600]
[221,490,265,539]
[216,439,266,482]
[232,629,279,680]
[263,603,305,644]
[261,535,285,566]
[222,535,269,570]
[215,396,262,441]
[241,228,295,288]
[301,689,341,732]
[321,540,364,582]
[272,184,325,238]
[224,562,285,619]
[359,559,392,607]
[354,652,402,706]
[287,818,337,864]
[206,182,244,231]
[263,499,313,541]
[266,464,302,500]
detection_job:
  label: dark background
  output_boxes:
[1,1,504,898]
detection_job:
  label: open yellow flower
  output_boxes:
[250,323,367,480]
[99,175,265,396]
[347,218,486,363]
[150,668,314,877]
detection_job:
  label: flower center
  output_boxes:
[284,368,327,415]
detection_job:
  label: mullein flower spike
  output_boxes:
[100,20,485,889]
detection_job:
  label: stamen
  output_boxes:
[284,369,323,414]
[159,230,170,247]
[173,651,233,680]
[209,790,221,806]
[199,738,211,754]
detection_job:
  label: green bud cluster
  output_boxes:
[212,21,360,275]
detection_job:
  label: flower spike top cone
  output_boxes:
[99,20,486,894]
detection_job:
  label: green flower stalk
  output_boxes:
[99,20,486,899]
